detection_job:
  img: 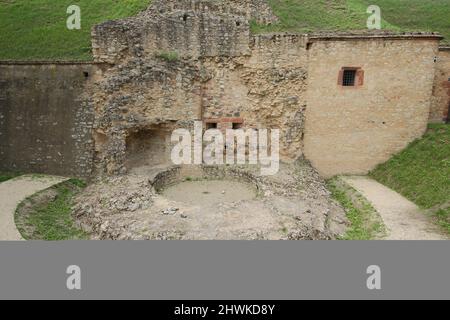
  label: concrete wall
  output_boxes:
[0,63,101,177]
[304,36,441,177]
[430,47,450,123]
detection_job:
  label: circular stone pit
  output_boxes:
[72,163,349,240]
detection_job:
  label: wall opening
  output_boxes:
[125,128,170,170]
[338,67,364,87]
[232,122,243,130]
[206,122,218,130]
[342,70,356,86]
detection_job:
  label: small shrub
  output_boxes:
[156,51,179,62]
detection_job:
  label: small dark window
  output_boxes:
[83,71,89,79]
[183,14,188,22]
[232,123,243,129]
[206,122,218,130]
[342,70,356,86]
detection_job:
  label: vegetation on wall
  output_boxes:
[370,124,450,234]
[155,51,179,62]
[0,0,448,61]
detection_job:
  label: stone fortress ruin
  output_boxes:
[1,0,449,239]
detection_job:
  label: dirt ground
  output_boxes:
[162,180,257,205]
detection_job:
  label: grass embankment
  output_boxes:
[370,124,450,234]
[254,0,449,44]
[15,179,88,240]
[0,172,22,183]
[0,0,150,60]
[0,0,448,60]
[327,178,385,240]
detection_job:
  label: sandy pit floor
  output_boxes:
[162,180,257,206]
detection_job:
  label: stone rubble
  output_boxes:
[72,161,349,240]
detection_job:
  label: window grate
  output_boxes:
[343,70,357,86]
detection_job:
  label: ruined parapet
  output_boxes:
[92,0,278,63]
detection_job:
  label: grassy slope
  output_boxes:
[327,178,385,240]
[359,0,450,41]
[15,179,88,240]
[253,0,396,33]
[256,0,449,43]
[0,172,21,183]
[370,124,450,233]
[0,0,150,61]
[0,0,448,60]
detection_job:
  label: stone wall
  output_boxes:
[92,0,257,64]
[90,0,306,175]
[90,1,445,178]
[1,1,446,179]
[430,47,450,123]
[0,62,101,177]
[201,34,309,159]
[304,35,441,177]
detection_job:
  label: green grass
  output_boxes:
[370,124,450,234]
[328,178,385,240]
[0,0,448,60]
[359,0,450,42]
[0,172,22,183]
[252,0,396,34]
[15,179,88,240]
[0,0,150,61]
[254,0,449,43]
[155,51,179,62]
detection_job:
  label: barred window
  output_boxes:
[343,70,356,86]
[338,67,364,87]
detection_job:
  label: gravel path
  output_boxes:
[0,175,68,241]
[342,176,447,240]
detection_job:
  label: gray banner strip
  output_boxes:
[0,241,449,300]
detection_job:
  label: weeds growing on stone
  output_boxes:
[156,51,179,62]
